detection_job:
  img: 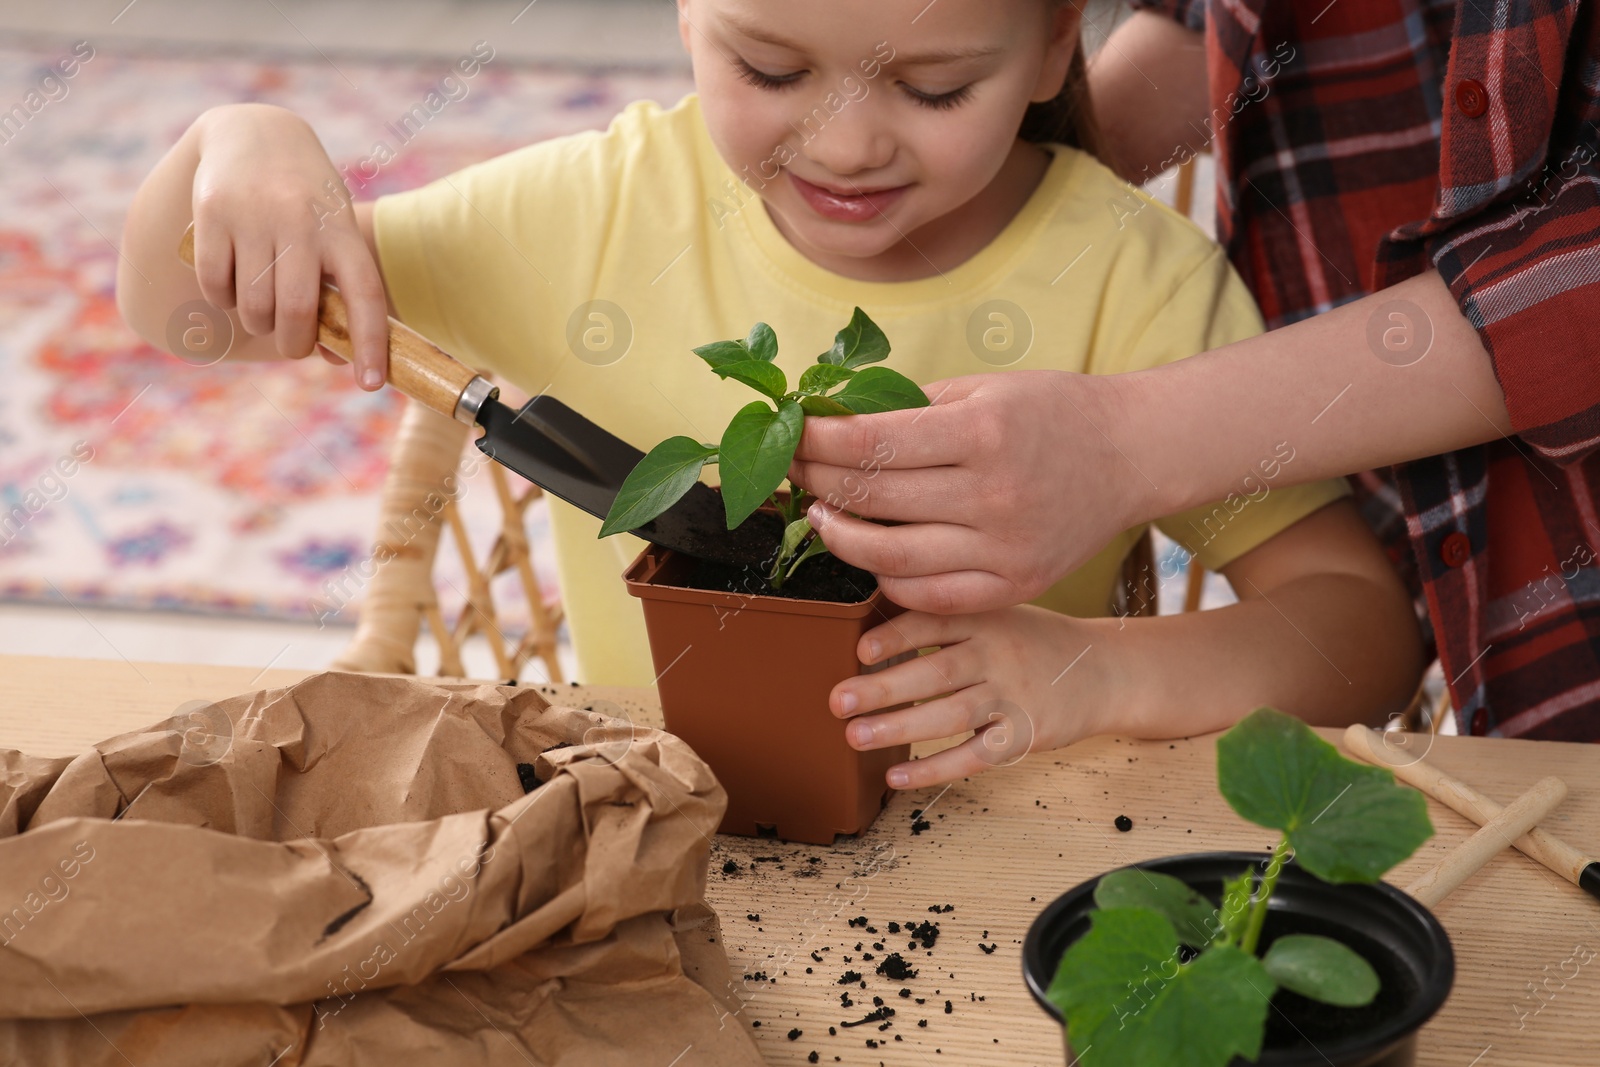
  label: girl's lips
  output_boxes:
[788,172,908,222]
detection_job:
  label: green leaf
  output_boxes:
[1047,908,1175,1040]
[692,339,750,371]
[786,529,832,578]
[1262,934,1379,1007]
[775,517,813,565]
[800,393,855,417]
[745,322,778,362]
[1049,908,1275,1067]
[1093,869,1220,949]
[831,367,930,414]
[771,516,826,584]
[798,363,857,395]
[1218,868,1254,947]
[718,400,804,529]
[820,307,890,369]
[712,359,788,400]
[600,437,717,538]
[1217,708,1433,883]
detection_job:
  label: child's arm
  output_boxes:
[827,498,1424,790]
[117,103,392,388]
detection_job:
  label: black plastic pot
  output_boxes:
[1022,852,1454,1067]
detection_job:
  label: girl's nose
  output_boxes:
[793,97,894,178]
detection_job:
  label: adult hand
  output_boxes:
[790,370,1151,614]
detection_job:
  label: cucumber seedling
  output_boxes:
[1047,708,1434,1067]
[600,308,927,589]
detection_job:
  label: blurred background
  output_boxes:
[0,0,1213,684]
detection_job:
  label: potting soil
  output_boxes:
[681,511,880,603]
[685,549,878,604]
[671,506,776,567]
[709,836,999,1062]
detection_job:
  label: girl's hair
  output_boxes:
[1019,35,1105,163]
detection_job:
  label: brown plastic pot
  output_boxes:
[623,540,907,845]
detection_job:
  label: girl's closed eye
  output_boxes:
[735,59,806,91]
[900,82,974,110]
[736,56,972,112]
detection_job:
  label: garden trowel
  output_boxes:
[176,225,749,566]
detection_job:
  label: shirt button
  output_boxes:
[1455,79,1488,117]
[1440,531,1472,568]
[1471,706,1488,735]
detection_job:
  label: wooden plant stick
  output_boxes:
[1404,776,1568,908]
[1343,724,1600,901]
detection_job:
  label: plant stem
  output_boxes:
[1240,836,1292,957]
[766,485,812,589]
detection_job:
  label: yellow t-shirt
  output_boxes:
[375,94,1348,685]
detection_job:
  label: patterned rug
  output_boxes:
[0,40,693,630]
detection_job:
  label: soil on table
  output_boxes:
[681,512,879,604]
[1257,911,1419,1051]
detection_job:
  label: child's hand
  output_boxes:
[190,104,390,388]
[830,605,1113,790]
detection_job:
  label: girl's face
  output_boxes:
[679,0,1077,278]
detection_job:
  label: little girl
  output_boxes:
[119,0,1423,788]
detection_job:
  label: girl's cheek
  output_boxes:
[711,96,790,172]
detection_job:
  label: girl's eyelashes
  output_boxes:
[735,59,805,91]
[901,83,974,110]
[734,56,973,111]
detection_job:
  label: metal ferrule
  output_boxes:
[453,376,499,425]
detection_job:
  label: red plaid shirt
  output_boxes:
[1131,0,1600,740]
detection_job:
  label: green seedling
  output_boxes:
[1047,708,1434,1067]
[599,308,927,588]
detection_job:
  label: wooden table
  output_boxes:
[3,654,1597,1066]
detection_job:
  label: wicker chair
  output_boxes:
[331,397,565,684]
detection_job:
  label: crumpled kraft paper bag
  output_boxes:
[0,672,762,1066]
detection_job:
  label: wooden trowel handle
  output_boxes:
[177,223,494,424]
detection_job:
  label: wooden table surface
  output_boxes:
[2,654,1597,1066]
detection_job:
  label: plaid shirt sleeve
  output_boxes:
[1126,0,1207,33]
[1381,5,1600,463]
